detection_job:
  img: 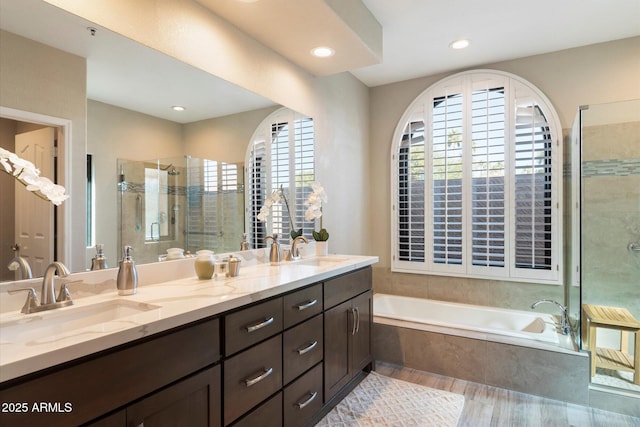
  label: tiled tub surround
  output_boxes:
[373,298,640,418]
[0,250,378,382]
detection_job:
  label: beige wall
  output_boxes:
[183,105,280,164]
[369,37,640,311]
[0,29,86,272]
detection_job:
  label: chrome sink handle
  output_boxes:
[8,287,40,314]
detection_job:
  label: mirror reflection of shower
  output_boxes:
[160,163,181,176]
[118,156,244,264]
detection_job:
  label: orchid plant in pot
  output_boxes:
[1,148,69,205]
[304,182,329,256]
[256,185,301,240]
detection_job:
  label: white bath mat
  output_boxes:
[316,371,464,427]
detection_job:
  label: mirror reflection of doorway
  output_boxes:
[14,127,56,278]
[1,116,60,281]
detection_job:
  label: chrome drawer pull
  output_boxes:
[296,299,317,311]
[295,391,318,409]
[354,306,360,334]
[245,316,274,333]
[244,367,273,387]
[350,308,357,335]
[296,340,318,355]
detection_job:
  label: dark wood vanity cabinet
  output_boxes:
[0,267,373,427]
[323,268,373,402]
[0,318,221,427]
[125,366,220,427]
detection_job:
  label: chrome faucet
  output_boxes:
[42,261,71,305]
[7,256,32,280]
[291,236,309,261]
[8,261,74,314]
[7,244,32,280]
[531,299,570,335]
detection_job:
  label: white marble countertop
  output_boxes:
[0,254,378,383]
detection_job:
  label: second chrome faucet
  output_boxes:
[9,261,74,314]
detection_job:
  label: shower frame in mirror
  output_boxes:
[0,106,72,280]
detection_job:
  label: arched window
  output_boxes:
[246,108,315,249]
[391,70,562,284]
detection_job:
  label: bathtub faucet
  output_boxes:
[531,299,570,335]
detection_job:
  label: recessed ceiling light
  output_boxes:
[449,38,470,50]
[171,106,186,111]
[311,46,335,58]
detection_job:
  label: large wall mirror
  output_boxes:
[0,0,312,282]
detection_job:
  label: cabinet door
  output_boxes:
[126,366,221,427]
[350,290,372,373]
[323,299,352,401]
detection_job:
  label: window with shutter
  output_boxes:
[391,70,562,284]
[246,108,315,248]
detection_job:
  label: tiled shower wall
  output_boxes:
[581,119,640,322]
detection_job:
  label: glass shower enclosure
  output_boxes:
[572,99,640,394]
[117,156,244,265]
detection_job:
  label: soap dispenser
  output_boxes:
[90,243,108,270]
[117,245,138,295]
[264,233,281,266]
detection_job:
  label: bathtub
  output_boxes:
[373,293,559,344]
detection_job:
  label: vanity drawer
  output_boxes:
[323,267,371,310]
[283,283,322,329]
[223,335,282,426]
[225,297,283,356]
[232,391,282,427]
[283,363,323,427]
[283,314,323,385]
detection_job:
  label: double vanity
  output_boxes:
[0,253,377,426]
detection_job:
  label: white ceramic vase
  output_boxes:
[315,241,329,256]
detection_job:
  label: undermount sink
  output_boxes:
[295,256,349,267]
[0,299,161,344]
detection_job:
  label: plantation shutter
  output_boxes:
[513,100,553,274]
[392,70,561,284]
[294,117,315,240]
[271,121,291,241]
[220,162,242,253]
[397,119,425,262]
[432,90,464,267]
[246,108,315,248]
[248,140,267,249]
[469,85,506,270]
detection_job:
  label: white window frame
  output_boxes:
[391,70,563,285]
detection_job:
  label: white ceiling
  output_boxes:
[192,0,640,87]
[1,0,639,123]
[353,0,640,87]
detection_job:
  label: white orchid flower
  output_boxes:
[1,149,69,205]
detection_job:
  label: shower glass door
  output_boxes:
[578,99,640,393]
